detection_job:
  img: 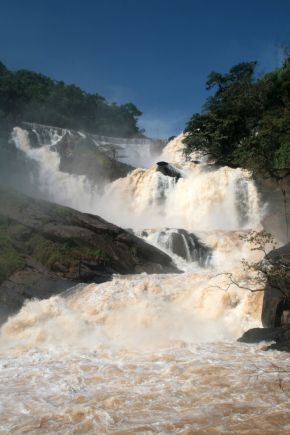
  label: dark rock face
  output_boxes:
[261,243,290,328]
[156,161,182,181]
[0,187,178,321]
[54,131,134,185]
[0,137,40,198]
[255,175,290,243]
[238,326,290,352]
[140,228,211,266]
[241,243,290,352]
[1,124,134,200]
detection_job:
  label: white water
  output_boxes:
[1,127,289,433]
[23,121,165,168]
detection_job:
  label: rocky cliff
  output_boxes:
[256,174,290,243]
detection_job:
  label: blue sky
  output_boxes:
[1,0,290,137]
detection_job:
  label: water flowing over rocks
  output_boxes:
[23,121,166,168]
[156,161,182,181]
[256,174,290,243]
[0,187,178,321]
[1,130,290,432]
[18,123,135,186]
[138,228,212,267]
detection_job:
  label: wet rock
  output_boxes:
[255,174,290,242]
[238,327,287,343]
[261,243,290,328]
[156,161,182,181]
[0,187,179,322]
[140,228,211,266]
[238,326,290,352]
[54,130,134,184]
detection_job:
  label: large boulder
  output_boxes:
[156,161,182,181]
[0,187,179,321]
[261,243,290,328]
[238,326,290,352]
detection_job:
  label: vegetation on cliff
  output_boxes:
[184,59,290,179]
[0,62,143,137]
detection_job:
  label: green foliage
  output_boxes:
[239,231,290,297]
[27,234,109,270]
[0,62,143,137]
[184,60,290,178]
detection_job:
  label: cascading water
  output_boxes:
[11,127,101,212]
[1,127,289,433]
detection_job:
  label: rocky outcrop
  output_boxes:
[238,326,290,352]
[255,175,290,243]
[0,187,178,322]
[1,125,134,198]
[24,123,134,185]
[261,243,290,328]
[139,228,211,266]
[156,161,182,181]
[54,130,134,185]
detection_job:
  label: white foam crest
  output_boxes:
[1,265,263,353]
[12,127,102,212]
[101,163,261,232]
[11,127,262,236]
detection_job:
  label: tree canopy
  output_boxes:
[0,62,143,138]
[184,60,290,178]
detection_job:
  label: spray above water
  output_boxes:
[1,126,283,434]
[4,126,265,351]
[11,127,262,233]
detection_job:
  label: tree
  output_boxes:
[184,60,290,179]
[0,61,144,138]
[213,230,290,327]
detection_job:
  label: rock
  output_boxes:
[53,129,134,185]
[255,175,290,242]
[267,340,290,352]
[0,187,179,322]
[261,243,290,328]
[166,229,211,265]
[238,326,287,343]
[140,228,211,266]
[238,326,290,352]
[1,124,134,197]
[156,161,182,181]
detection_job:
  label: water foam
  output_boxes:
[1,127,286,433]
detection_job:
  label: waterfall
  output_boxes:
[11,126,101,212]
[2,125,287,434]
[11,126,263,269]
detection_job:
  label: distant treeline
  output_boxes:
[184,59,290,178]
[0,62,143,138]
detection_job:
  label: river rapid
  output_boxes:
[0,130,289,434]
